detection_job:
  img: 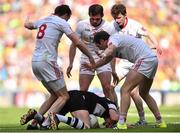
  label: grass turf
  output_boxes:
[0,106,180,132]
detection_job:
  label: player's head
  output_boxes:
[111,4,127,27]
[88,4,104,27]
[54,5,72,21]
[104,103,119,128]
[94,31,110,50]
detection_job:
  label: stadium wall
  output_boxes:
[0,89,180,107]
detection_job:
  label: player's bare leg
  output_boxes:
[110,85,118,107]
[139,78,167,128]
[118,70,144,129]
[48,86,69,114]
[71,110,91,128]
[130,87,147,126]
[79,74,94,91]
[20,90,59,126]
[98,72,114,101]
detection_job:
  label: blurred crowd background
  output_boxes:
[0,0,180,107]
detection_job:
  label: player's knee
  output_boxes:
[120,87,129,94]
[130,90,138,98]
[63,92,70,101]
[139,91,148,100]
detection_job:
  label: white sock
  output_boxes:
[42,117,50,127]
[56,114,84,129]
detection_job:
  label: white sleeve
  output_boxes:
[61,22,74,35]
[108,34,120,47]
[136,22,148,37]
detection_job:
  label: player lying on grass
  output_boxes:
[20,90,119,130]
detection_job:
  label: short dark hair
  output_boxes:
[111,4,127,18]
[54,4,72,16]
[94,31,110,44]
[88,4,104,17]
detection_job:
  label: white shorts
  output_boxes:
[32,61,65,90]
[132,56,158,79]
[42,79,66,92]
[80,58,112,75]
[116,59,134,77]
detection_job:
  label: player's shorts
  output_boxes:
[41,79,66,92]
[32,61,65,89]
[116,59,134,77]
[132,56,158,79]
[79,58,112,75]
[59,90,87,115]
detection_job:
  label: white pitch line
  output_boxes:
[128,113,180,117]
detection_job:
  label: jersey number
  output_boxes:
[37,24,47,39]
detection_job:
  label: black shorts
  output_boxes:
[59,90,88,115]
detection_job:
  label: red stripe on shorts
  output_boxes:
[51,61,62,79]
[133,58,144,71]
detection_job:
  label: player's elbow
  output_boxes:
[24,23,34,30]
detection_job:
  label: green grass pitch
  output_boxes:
[0,106,180,132]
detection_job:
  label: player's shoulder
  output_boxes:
[111,32,121,38]
[127,18,142,27]
[77,19,89,25]
[48,15,69,27]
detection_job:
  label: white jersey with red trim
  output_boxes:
[110,18,148,67]
[109,33,156,63]
[76,19,112,60]
[110,18,147,37]
[32,15,73,62]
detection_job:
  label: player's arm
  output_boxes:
[24,16,37,30]
[66,43,76,78]
[67,33,95,67]
[111,58,119,86]
[24,22,36,30]
[95,44,116,68]
[140,28,162,55]
[146,31,162,55]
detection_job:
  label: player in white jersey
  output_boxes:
[20,5,95,130]
[83,31,167,129]
[66,4,119,104]
[110,4,162,126]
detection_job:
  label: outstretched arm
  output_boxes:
[66,44,76,78]
[83,45,116,70]
[142,31,162,55]
[111,58,119,86]
[67,33,95,67]
[24,16,36,30]
[95,45,115,68]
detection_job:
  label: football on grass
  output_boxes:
[89,114,99,128]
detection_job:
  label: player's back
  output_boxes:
[81,91,113,118]
[109,34,156,63]
[32,15,73,62]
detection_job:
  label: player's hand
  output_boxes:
[82,63,94,70]
[66,65,73,78]
[112,71,119,86]
[88,57,96,69]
